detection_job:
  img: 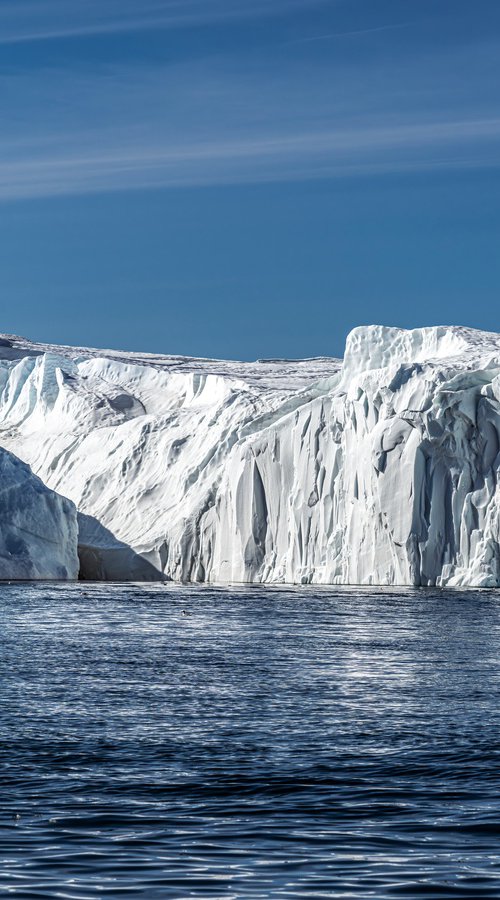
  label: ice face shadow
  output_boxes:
[77,513,164,582]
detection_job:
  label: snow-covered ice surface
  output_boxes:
[1,325,500,586]
[0,443,78,579]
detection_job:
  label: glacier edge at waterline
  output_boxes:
[0,324,500,586]
[0,444,78,580]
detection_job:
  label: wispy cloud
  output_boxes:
[1,114,500,200]
[286,21,414,45]
[0,0,323,44]
[1,14,499,200]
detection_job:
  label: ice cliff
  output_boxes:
[0,444,78,579]
[1,325,500,586]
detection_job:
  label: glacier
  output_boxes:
[0,325,500,586]
[0,444,78,580]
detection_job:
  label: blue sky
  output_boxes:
[1,0,499,360]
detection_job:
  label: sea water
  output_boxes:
[2,583,500,898]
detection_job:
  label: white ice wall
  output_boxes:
[0,325,500,586]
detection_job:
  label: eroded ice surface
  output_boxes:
[0,325,500,586]
[0,444,78,579]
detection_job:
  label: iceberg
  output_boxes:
[0,444,78,580]
[0,325,500,586]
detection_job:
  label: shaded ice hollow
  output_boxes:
[0,324,500,585]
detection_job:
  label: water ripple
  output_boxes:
[2,584,500,897]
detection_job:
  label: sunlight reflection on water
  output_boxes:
[2,582,500,897]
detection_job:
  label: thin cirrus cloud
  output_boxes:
[0,0,324,43]
[1,11,500,201]
[2,115,500,201]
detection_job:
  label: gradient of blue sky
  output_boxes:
[1,0,499,359]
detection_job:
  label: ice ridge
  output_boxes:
[1,325,500,586]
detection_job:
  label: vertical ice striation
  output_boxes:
[0,325,500,585]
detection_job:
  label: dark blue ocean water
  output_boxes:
[2,584,500,898]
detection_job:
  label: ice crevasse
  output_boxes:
[0,324,500,586]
